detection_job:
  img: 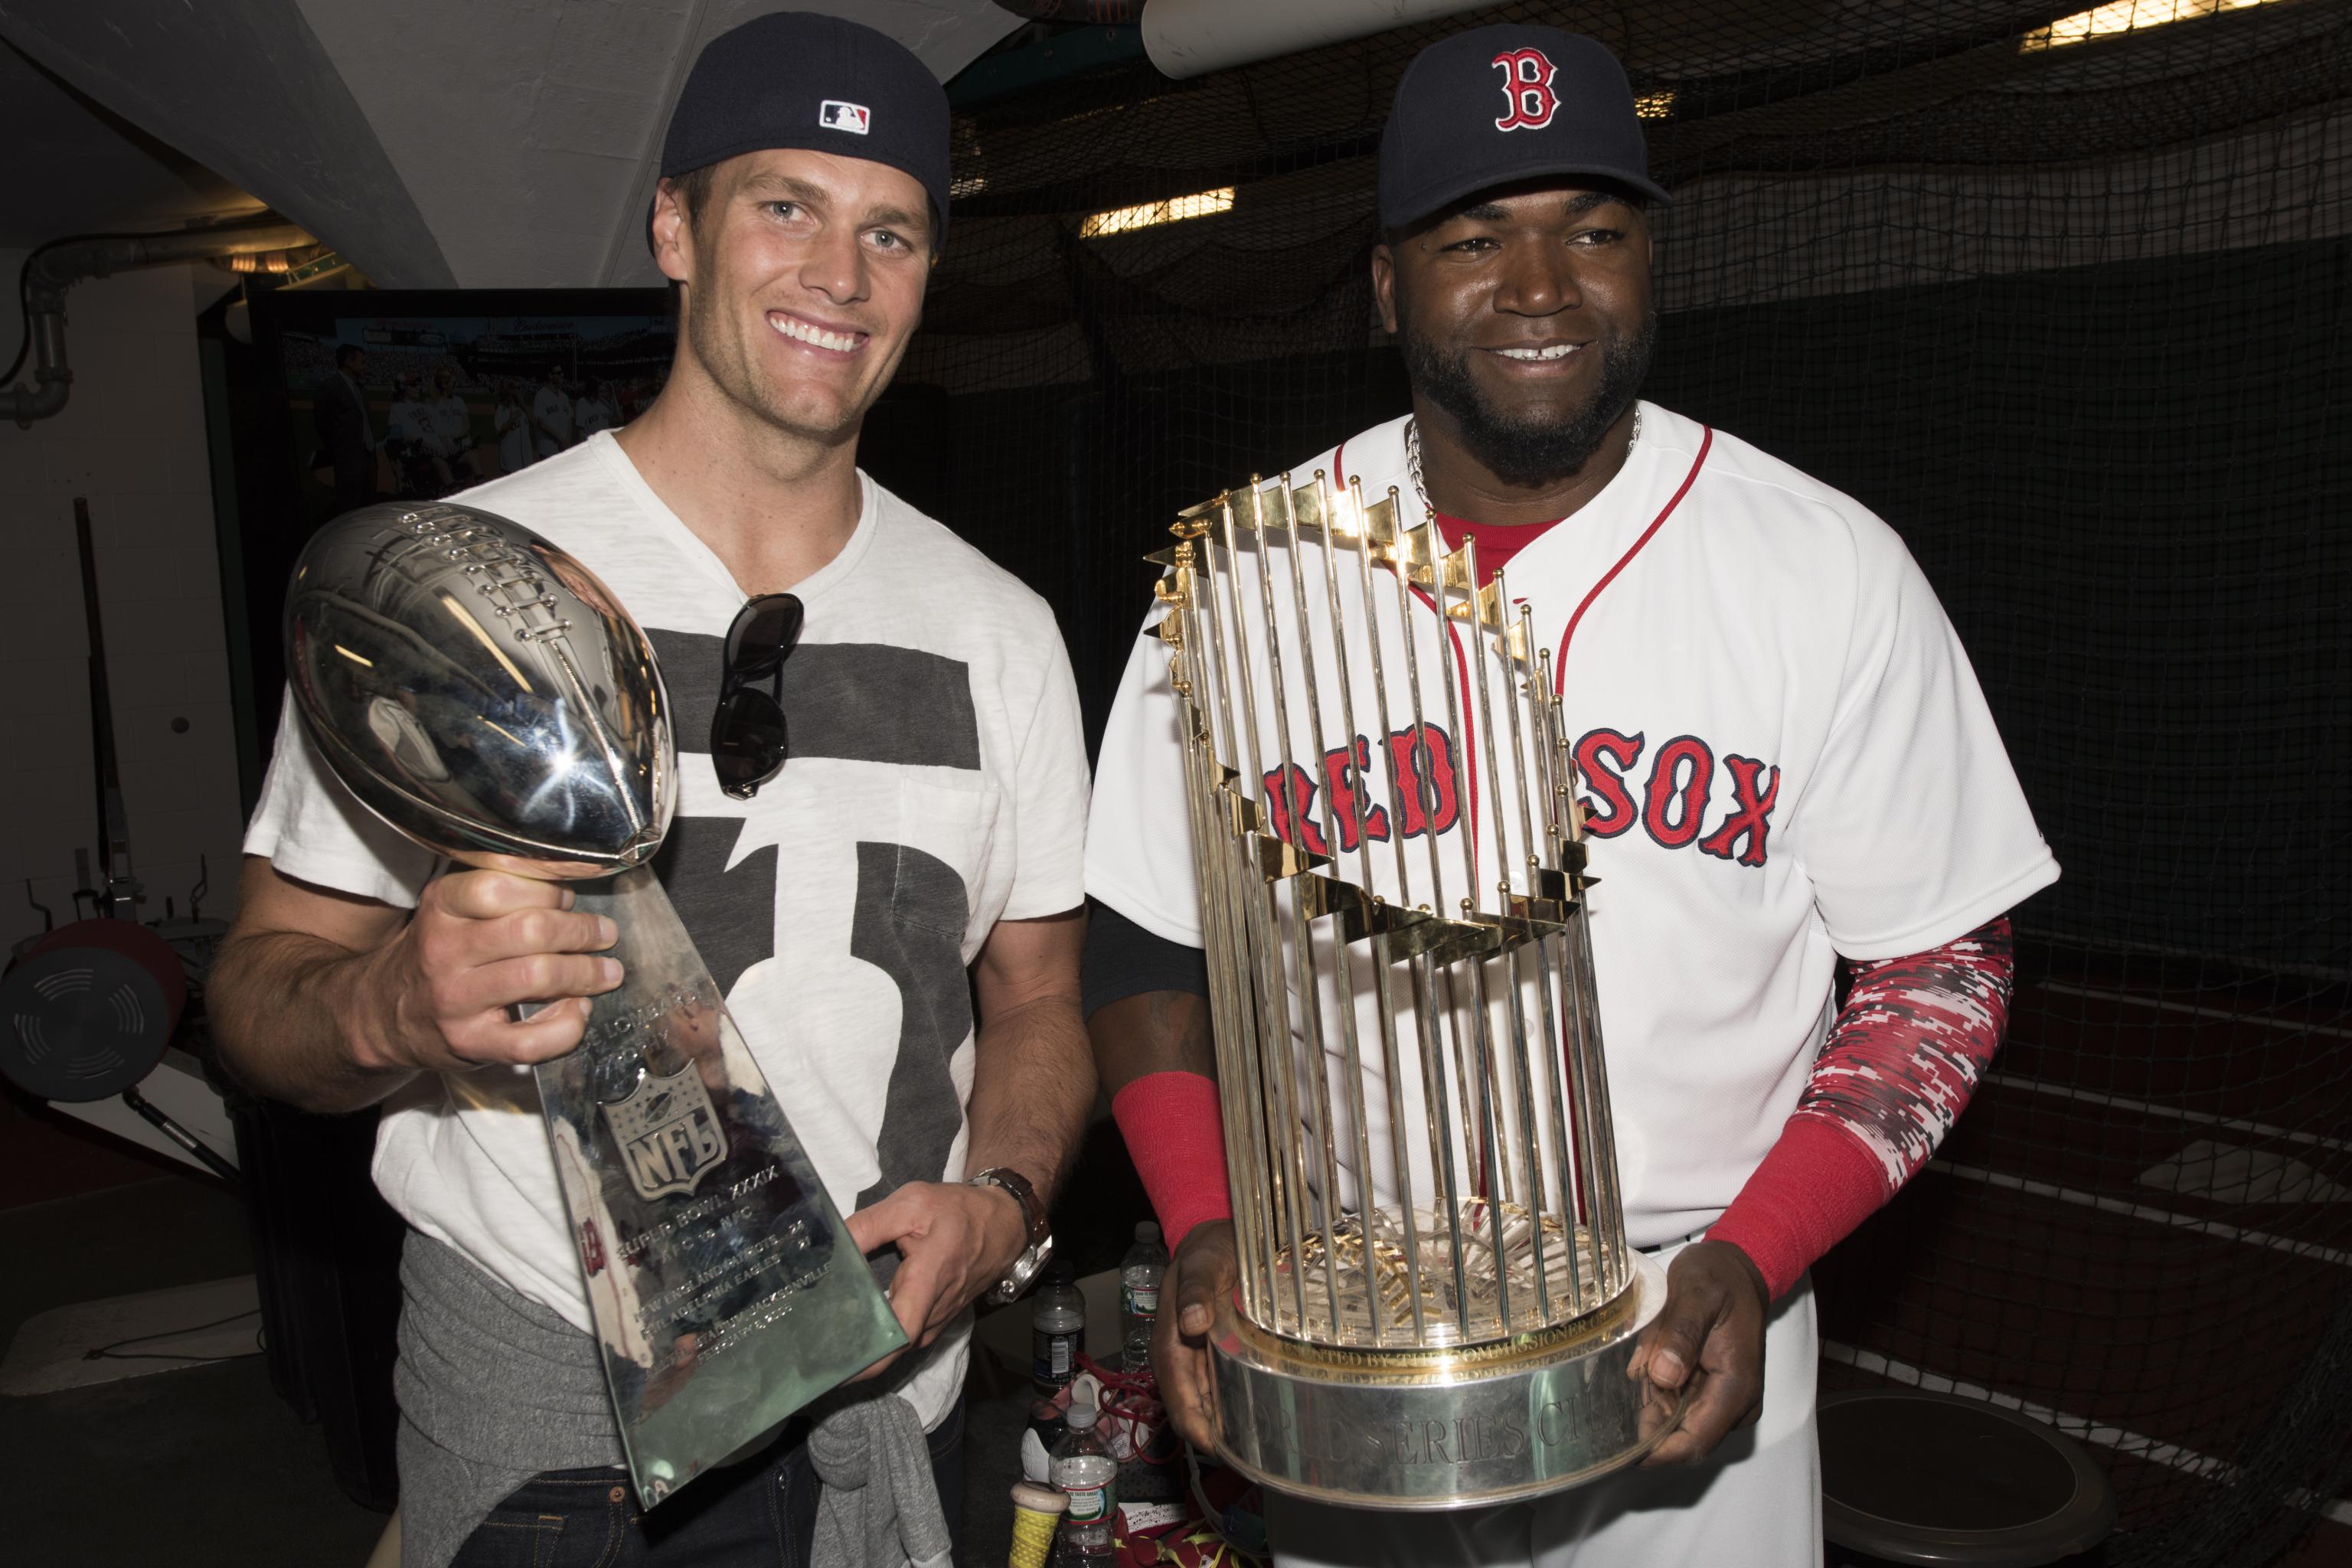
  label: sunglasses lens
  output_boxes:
[710,688,788,799]
[726,593,803,680]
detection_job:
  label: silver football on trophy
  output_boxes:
[284,500,675,875]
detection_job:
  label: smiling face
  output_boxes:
[655,146,933,451]
[1374,180,1655,489]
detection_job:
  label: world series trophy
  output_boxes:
[1151,473,1681,1510]
[285,501,906,1505]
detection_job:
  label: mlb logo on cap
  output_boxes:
[820,100,871,135]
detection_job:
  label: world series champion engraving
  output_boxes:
[284,502,905,1507]
[1152,473,1681,1511]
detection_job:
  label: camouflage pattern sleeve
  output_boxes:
[1705,917,2014,1298]
[1795,916,2015,1189]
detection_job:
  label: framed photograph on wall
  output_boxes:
[224,288,675,799]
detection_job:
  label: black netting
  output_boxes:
[866,2,2352,1556]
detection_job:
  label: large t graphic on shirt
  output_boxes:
[283,502,907,1511]
[645,628,982,1215]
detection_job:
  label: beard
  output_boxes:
[1402,305,1658,488]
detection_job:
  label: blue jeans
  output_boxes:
[448,1400,966,1568]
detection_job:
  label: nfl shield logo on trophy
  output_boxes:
[603,1065,728,1201]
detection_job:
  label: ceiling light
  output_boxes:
[1634,90,1676,120]
[2021,0,2276,52]
[1080,187,1236,238]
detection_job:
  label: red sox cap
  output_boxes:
[1377,24,1671,233]
[653,11,952,250]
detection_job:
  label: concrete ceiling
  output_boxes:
[292,0,1026,288]
[0,1,1023,286]
[0,41,260,248]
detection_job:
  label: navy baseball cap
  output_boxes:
[654,11,952,250]
[1377,24,1670,233]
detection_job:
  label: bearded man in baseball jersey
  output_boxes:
[1084,24,2057,1566]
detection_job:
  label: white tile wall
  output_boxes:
[0,253,243,949]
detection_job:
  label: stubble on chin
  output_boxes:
[1403,309,1658,490]
[683,286,864,448]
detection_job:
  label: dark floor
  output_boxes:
[2,1109,389,1566]
[2,1093,1149,1568]
[10,1093,2346,1568]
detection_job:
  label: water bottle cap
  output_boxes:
[1067,1401,1099,1429]
[1137,1221,1160,1242]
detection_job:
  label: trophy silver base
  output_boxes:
[1209,1252,1679,1511]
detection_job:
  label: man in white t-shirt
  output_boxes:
[1085,25,2056,1568]
[211,15,1093,1567]
[531,366,575,457]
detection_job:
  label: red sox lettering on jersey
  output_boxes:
[1260,720,1780,868]
[1491,48,1561,132]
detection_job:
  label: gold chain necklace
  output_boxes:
[1403,405,1642,519]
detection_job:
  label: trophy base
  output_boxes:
[1209,1251,1679,1511]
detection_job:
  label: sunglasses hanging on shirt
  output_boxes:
[710,592,802,799]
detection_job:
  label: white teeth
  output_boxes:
[1498,342,1579,361]
[770,315,861,352]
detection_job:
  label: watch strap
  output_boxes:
[968,1166,1050,1248]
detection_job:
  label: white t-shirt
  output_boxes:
[388,397,440,454]
[533,385,574,455]
[247,432,1092,1429]
[431,393,472,449]
[1086,405,2057,1246]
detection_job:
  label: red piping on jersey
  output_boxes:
[1545,426,1710,1214]
[1552,426,1712,687]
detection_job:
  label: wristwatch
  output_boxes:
[967,1166,1054,1305]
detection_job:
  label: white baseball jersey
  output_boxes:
[574,394,619,439]
[1086,403,2057,1247]
[533,384,574,455]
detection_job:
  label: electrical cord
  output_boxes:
[82,1306,263,1364]
[1,245,36,390]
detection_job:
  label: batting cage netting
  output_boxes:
[867,2,2352,1560]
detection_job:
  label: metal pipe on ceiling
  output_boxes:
[2,220,312,429]
[1140,0,1499,79]
[991,2,1142,19]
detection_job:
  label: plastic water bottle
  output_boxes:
[1050,1401,1118,1562]
[1120,1220,1168,1372]
[1030,1260,1085,1395]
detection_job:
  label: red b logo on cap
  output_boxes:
[1491,48,1560,132]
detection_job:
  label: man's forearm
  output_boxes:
[1707,916,2015,1298]
[211,929,416,1113]
[964,992,1093,1206]
[1091,987,1217,1096]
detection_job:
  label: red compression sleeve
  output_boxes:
[1707,916,2015,1299]
[1112,1070,1232,1253]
